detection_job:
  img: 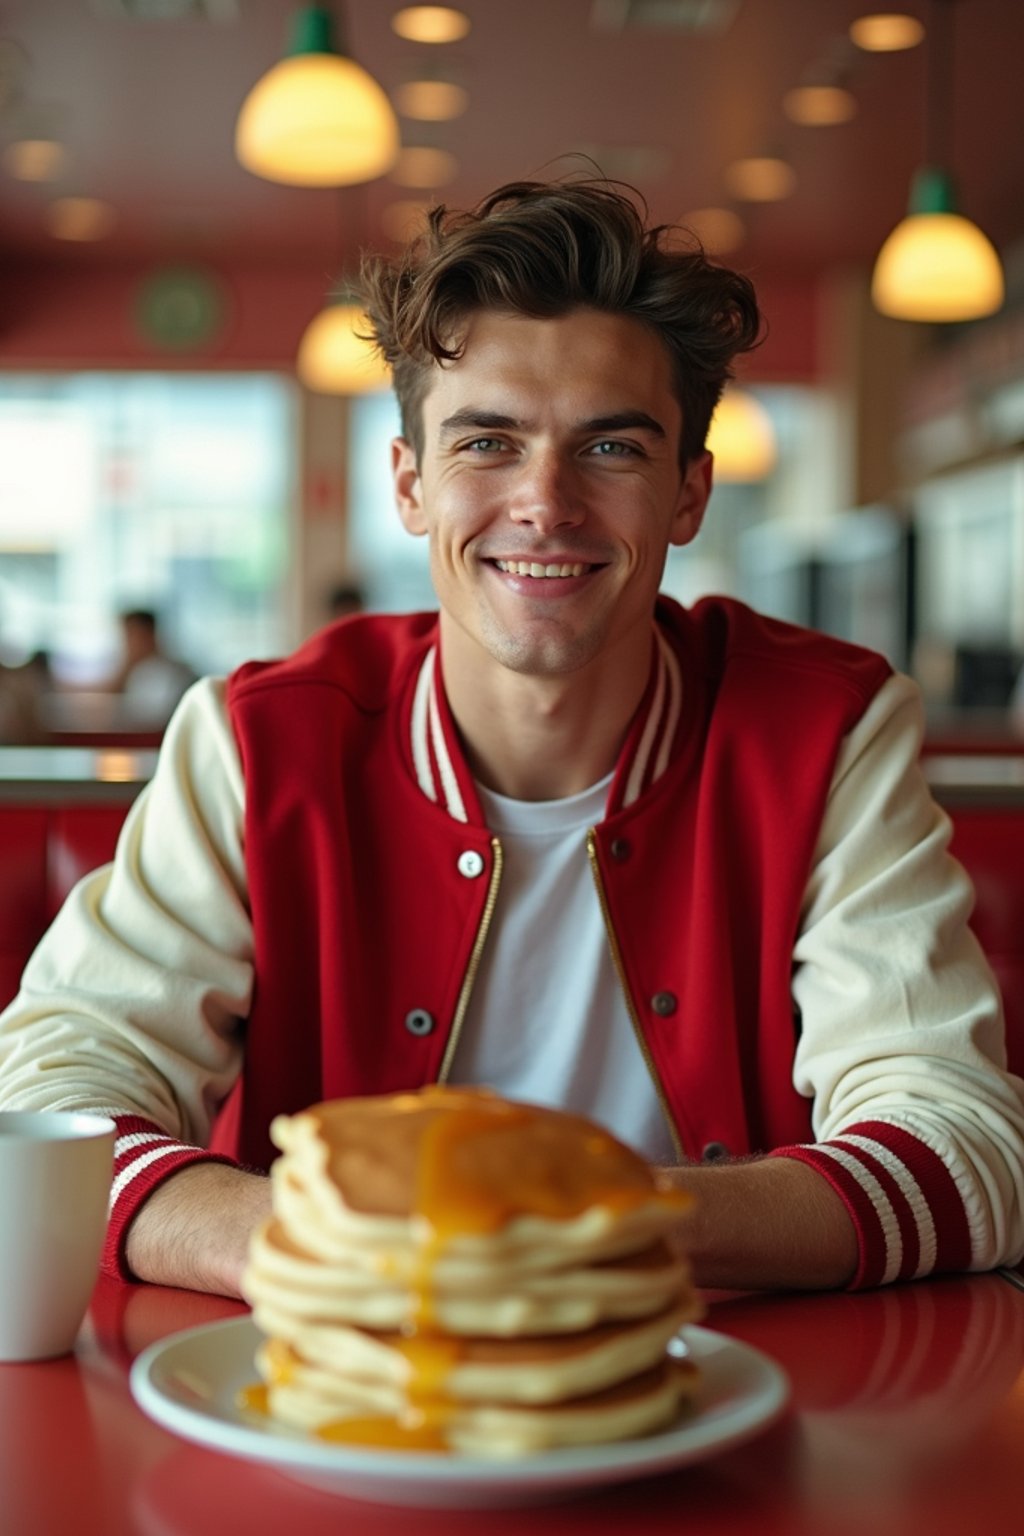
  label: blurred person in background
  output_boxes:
[0,652,50,744]
[0,598,52,744]
[109,608,196,727]
[325,580,366,623]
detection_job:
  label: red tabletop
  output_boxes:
[4,1271,1024,1536]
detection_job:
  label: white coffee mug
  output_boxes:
[0,1111,115,1362]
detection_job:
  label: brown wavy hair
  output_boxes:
[359,178,763,465]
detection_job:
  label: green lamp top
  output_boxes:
[908,167,959,217]
[288,5,342,58]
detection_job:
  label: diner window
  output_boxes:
[0,373,296,682]
[347,390,433,613]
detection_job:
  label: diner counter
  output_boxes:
[924,752,1024,806]
[2,743,1024,807]
[0,745,156,802]
[4,1271,1024,1536]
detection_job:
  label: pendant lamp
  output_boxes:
[297,294,391,394]
[871,0,1003,322]
[235,5,399,187]
[706,389,777,482]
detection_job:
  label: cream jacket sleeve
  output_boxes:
[784,672,1024,1282]
[0,677,251,1143]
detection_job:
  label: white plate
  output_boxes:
[130,1316,788,1508]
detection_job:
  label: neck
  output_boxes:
[438,624,655,801]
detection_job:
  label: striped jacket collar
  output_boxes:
[408,623,684,825]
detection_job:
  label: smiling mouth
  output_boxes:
[493,560,597,578]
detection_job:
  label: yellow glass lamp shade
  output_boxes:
[783,86,857,126]
[724,156,796,203]
[3,138,66,181]
[849,13,924,52]
[391,7,471,43]
[235,8,399,187]
[706,390,777,482]
[872,169,1004,322]
[297,302,391,394]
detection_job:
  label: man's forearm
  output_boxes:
[662,1154,858,1291]
[124,1162,272,1297]
[122,1148,855,1298]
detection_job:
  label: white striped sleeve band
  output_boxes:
[769,1119,971,1287]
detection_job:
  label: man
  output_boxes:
[1,180,1022,1298]
[110,608,196,726]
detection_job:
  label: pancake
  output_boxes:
[242,1086,701,1455]
[258,1350,700,1457]
[246,1215,692,1334]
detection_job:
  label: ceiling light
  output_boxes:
[4,138,66,182]
[391,6,471,42]
[235,5,399,186]
[725,156,796,202]
[47,197,116,242]
[871,2,1003,322]
[392,145,458,188]
[680,206,745,255]
[783,85,858,126]
[297,298,392,394]
[706,389,777,482]
[872,169,1003,320]
[394,79,468,120]
[850,13,925,51]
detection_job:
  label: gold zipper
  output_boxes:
[438,836,504,1082]
[586,829,683,1160]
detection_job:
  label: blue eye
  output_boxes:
[467,437,506,452]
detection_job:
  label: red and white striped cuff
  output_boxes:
[101,1112,238,1281]
[770,1120,973,1288]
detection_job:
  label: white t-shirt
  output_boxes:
[448,774,679,1164]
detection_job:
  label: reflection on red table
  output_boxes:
[3,1272,1023,1536]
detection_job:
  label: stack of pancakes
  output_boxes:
[242,1086,701,1456]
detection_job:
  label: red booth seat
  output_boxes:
[0,804,128,1012]
[1,799,1024,1078]
[948,810,1024,1076]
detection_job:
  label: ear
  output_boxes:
[669,451,712,548]
[392,438,427,535]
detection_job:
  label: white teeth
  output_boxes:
[495,560,589,578]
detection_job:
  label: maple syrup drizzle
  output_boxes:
[236,1382,270,1415]
[317,1408,449,1451]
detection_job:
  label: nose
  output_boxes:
[507,450,585,533]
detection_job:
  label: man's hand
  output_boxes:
[660,1155,859,1291]
[124,1162,272,1297]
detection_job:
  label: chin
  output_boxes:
[482,625,605,679]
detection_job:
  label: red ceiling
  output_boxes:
[0,0,1020,289]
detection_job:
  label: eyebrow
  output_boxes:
[438,410,522,437]
[437,409,668,440]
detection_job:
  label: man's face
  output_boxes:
[392,307,711,687]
